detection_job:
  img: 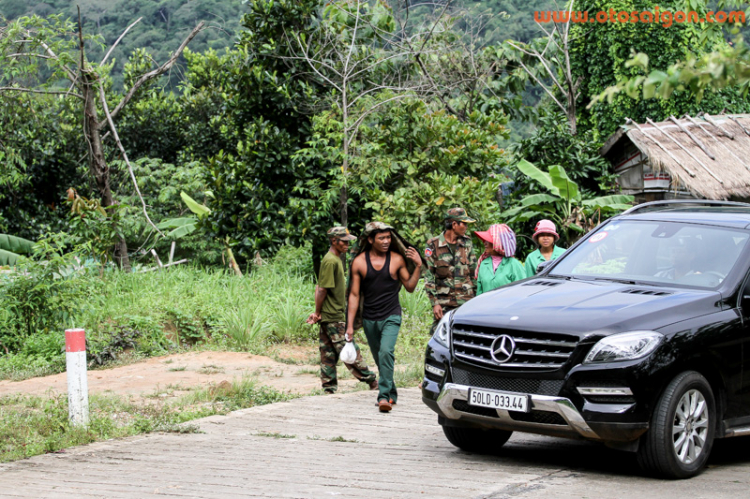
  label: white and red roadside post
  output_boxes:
[65,328,89,426]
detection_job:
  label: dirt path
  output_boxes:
[0,347,373,401]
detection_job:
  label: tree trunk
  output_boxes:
[82,72,131,271]
[567,93,577,136]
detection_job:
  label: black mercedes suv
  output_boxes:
[422,200,750,478]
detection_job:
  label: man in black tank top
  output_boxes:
[346,222,422,412]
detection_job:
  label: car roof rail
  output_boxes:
[620,199,750,216]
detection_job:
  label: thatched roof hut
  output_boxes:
[600,114,750,202]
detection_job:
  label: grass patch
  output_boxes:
[197,364,225,375]
[256,431,296,439]
[307,435,359,443]
[0,250,319,381]
[295,368,318,376]
[168,366,187,372]
[0,378,297,463]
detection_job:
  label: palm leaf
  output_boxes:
[166,223,198,239]
[180,192,210,218]
[0,248,23,266]
[517,159,559,196]
[549,165,580,202]
[157,217,198,230]
[582,195,635,209]
[518,193,560,207]
[0,234,34,255]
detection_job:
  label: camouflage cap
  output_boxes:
[363,221,394,237]
[327,226,356,241]
[445,207,476,223]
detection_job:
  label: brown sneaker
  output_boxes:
[369,380,378,390]
[378,399,392,412]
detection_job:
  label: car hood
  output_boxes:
[452,277,722,340]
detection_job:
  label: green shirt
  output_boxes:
[525,246,566,278]
[476,257,526,295]
[319,251,346,322]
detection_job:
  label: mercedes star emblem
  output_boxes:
[490,335,516,364]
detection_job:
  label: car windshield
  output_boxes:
[549,220,750,289]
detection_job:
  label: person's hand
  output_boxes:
[433,304,443,320]
[306,312,321,324]
[406,247,422,267]
[345,327,354,342]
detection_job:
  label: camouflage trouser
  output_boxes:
[319,321,377,393]
[429,306,456,336]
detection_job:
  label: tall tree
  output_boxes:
[0,13,203,268]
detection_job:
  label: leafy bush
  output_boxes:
[0,236,99,352]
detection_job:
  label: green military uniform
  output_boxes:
[525,246,566,278]
[476,257,526,295]
[424,208,478,334]
[317,230,376,393]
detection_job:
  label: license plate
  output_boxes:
[468,388,530,413]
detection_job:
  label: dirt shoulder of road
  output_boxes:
[0,346,373,401]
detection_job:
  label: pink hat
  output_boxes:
[474,224,517,279]
[532,219,559,243]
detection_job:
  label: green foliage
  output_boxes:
[174,0,327,264]
[111,158,221,266]
[367,172,504,249]
[502,160,634,245]
[67,194,127,268]
[508,110,617,196]
[297,98,510,248]
[571,0,750,140]
[0,0,253,90]
[0,249,322,379]
[0,234,35,266]
[0,91,86,240]
[0,236,100,352]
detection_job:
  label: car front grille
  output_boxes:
[509,410,567,426]
[451,400,567,425]
[451,368,564,396]
[451,323,578,371]
[452,400,499,418]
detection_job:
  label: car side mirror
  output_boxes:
[537,260,553,273]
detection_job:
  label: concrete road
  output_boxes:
[1,387,749,498]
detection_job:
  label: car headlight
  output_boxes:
[432,310,455,348]
[583,331,664,364]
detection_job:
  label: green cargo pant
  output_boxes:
[362,315,401,403]
[319,321,376,393]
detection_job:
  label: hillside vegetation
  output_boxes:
[0,0,555,89]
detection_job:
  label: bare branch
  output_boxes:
[345,93,415,148]
[4,52,55,59]
[23,29,77,83]
[100,17,142,66]
[106,22,204,123]
[0,86,83,99]
[97,83,163,236]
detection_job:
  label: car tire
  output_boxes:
[637,371,716,479]
[442,425,512,453]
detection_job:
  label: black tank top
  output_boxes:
[362,251,402,321]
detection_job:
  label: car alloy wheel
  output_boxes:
[672,389,709,465]
[637,371,716,479]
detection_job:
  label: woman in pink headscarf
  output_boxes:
[474,224,526,295]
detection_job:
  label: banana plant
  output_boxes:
[502,159,634,242]
[157,192,211,239]
[0,234,35,266]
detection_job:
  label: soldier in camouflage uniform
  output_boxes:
[306,227,377,394]
[424,208,478,334]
